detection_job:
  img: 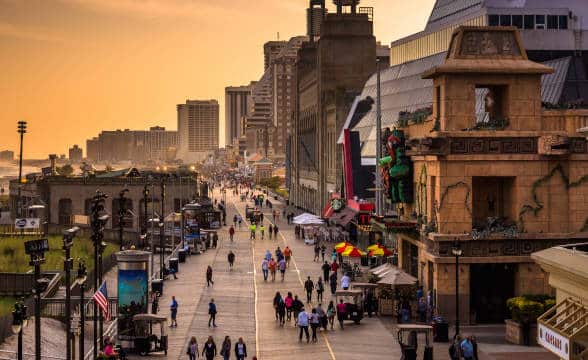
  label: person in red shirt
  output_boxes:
[269,258,277,281]
[336,299,347,330]
[229,226,235,242]
[330,261,339,273]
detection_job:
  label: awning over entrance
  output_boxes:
[330,207,358,227]
[537,297,588,360]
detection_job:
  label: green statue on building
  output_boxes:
[379,129,413,204]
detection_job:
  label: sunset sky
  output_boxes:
[0,0,435,159]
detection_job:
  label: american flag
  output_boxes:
[93,282,110,321]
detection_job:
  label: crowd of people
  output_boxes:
[186,335,253,360]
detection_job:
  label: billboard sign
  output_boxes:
[537,323,570,360]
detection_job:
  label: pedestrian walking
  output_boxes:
[329,272,337,295]
[229,226,235,242]
[213,232,219,248]
[233,215,238,227]
[341,273,350,290]
[331,249,337,263]
[316,303,327,331]
[304,276,314,303]
[277,294,286,326]
[320,245,326,262]
[471,335,479,360]
[220,336,231,360]
[208,298,217,327]
[228,251,235,271]
[170,296,178,327]
[285,292,294,322]
[269,258,277,281]
[316,277,324,303]
[330,260,339,273]
[273,224,278,237]
[310,308,320,342]
[268,224,273,239]
[249,223,256,240]
[278,257,286,281]
[261,258,269,281]
[336,299,346,330]
[297,307,310,343]
[327,301,335,330]
[206,265,214,287]
[238,215,242,229]
[292,295,303,325]
[449,334,462,360]
[186,336,198,360]
[284,246,292,268]
[234,338,247,360]
[202,336,217,360]
[275,246,282,260]
[313,244,320,262]
[273,292,282,321]
[461,336,475,360]
[260,224,265,240]
[321,261,330,284]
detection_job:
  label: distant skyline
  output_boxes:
[0,0,434,159]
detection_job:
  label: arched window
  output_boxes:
[58,198,73,225]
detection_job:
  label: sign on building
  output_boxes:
[538,323,570,360]
[14,218,40,229]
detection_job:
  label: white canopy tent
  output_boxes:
[292,213,325,225]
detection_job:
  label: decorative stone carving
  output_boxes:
[538,135,570,155]
[460,30,521,57]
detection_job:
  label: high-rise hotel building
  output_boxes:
[177,100,219,163]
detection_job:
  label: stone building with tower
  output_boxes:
[364,26,588,325]
[289,0,376,214]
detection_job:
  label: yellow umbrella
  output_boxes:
[367,244,383,251]
[335,241,352,249]
[342,247,366,257]
[369,247,393,257]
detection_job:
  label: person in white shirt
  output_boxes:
[341,273,351,290]
[297,307,310,343]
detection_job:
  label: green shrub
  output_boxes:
[507,294,555,322]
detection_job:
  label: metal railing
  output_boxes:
[0,349,66,360]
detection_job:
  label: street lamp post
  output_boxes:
[16,121,27,219]
[118,189,129,251]
[63,227,79,360]
[452,240,463,337]
[11,299,28,360]
[143,185,149,243]
[24,238,49,360]
[160,178,166,280]
[76,261,87,360]
[90,191,108,359]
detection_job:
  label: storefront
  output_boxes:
[532,243,588,359]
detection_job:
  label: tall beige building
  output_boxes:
[177,100,219,163]
[225,85,252,146]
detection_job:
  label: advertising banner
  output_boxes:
[538,323,570,360]
[117,269,148,340]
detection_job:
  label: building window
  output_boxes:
[58,198,73,226]
[524,15,534,29]
[488,15,499,26]
[559,15,568,29]
[500,15,511,26]
[512,15,523,29]
[535,15,546,29]
[547,15,558,29]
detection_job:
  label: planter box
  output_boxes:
[379,298,395,316]
[505,319,537,345]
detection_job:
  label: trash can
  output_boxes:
[151,279,163,296]
[360,255,369,267]
[169,258,179,274]
[178,249,187,263]
[433,318,449,342]
[400,346,417,360]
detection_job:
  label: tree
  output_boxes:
[260,176,281,190]
[57,164,74,176]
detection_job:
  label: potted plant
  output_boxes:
[505,294,555,345]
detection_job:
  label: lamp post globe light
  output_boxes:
[452,240,463,337]
[11,298,28,360]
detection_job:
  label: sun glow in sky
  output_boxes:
[0,0,434,159]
